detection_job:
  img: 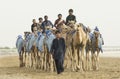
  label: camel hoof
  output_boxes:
[19,64,24,67]
[23,63,25,66]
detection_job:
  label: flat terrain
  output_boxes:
[0,55,120,79]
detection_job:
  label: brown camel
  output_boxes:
[71,23,88,71]
[91,31,101,70]
[85,27,92,71]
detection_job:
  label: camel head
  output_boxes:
[24,31,31,39]
[68,21,75,28]
[76,23,83,32]
[51,27,57,34]
[93,31,100,48]
[60,24,68,34]
[94,31,100,39]
[45,26,52,30]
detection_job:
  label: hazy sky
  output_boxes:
[0,0,120,47]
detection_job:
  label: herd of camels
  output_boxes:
[16,21,104,72]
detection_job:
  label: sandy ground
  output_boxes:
[0,56,120,79]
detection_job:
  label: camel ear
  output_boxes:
[77,24,80,27]
[24,32,27,34]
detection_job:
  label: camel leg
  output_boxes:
[86,51,89,71]
[36,52,40,69]
[91,52,94,70]
[38,52,41,69]
[43,53,46,71]
[44,52,47,71]
[92,52,97,70]
[45,53,48,71]
[64,48,67,68]
[46,53,49,71]
[31,51,34,68]
[76,47,80,70]
[72,47,77,71]
[49,54,54,72]
[71,47,74,71]
[69,47,73,70]
[43,46,47,71]
[81,46,85,71]
[88,51,91,70]
[33,50,37,69]
[21,50,24,67]
[79,49,83,71]
[40,52,44,70]
[22,48,25,67]
[96,51,99,70]
[19,52,22,67]
[34,47,39,69]
[31,50,35,68]
[28,52,32,68]
[24,51,27,67]
[64,48,69,69]
[25,52,29,68]
[30,51,33,68]
[86,50,91,71]
[35,51,39,69]
[68,48,72,68]
[19,49,24,67]
[91,52,93,70]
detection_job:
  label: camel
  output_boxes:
[24,32,31,68]
[24,26,40,69]
[44,30,56,72]
[16,35,25,67]
[71,23,88,71]
[59,23,79,69]
[24,28,55,71]
[91,31,103,70]
[85,27,92,71]
[25,33,38,69]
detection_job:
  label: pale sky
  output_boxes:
[0,0,120,47]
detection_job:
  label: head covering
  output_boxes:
[94,26,99,32]
[17,35,22,38]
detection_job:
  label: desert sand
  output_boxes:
[0,55,120,79]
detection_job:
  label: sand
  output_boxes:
[0,56,120,79]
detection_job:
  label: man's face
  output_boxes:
[69,11,73,15]
[33,26,38,33]
[39,19,43,23]
[33,20,36,23]
[58,15,62,19]
[44,16,48,21]
[56,33,61,38]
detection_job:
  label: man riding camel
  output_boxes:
[94,26,104,45]
[41,15,54,33]
[93,26,104,53]
[66,9,76,25]
[37,17,43,30]
[54,14,66,29]
[31,19,38,32]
